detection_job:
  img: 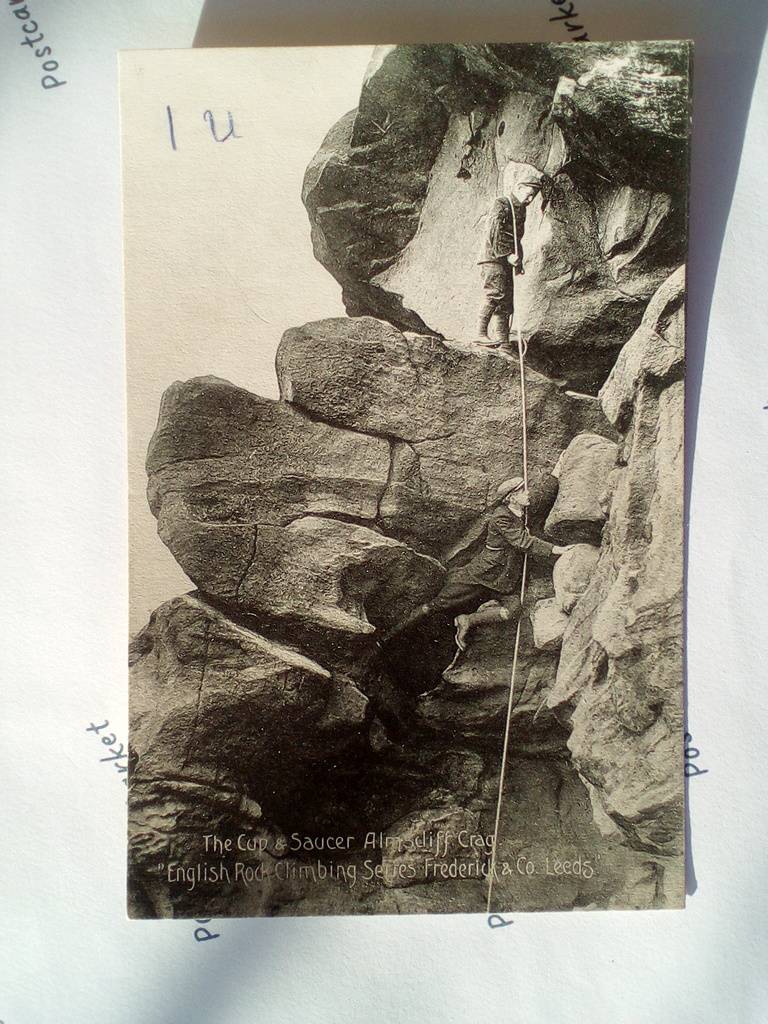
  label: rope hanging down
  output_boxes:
[486,196,530,914]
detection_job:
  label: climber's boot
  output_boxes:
[382,602,433,644]
[474,309,501,348]
[491,312,513,354]
[454,603,510,652]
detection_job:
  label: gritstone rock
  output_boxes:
[477,756,679,911]
[277,316,614,555]
[146,375,445,640]
[128,594,370,915]
[147,375,391,526]
[130,594,368,784]
[552,542,601,614]
[304,43,689,390]
[600,264,686,428]
[545,434,619,544]
[547,268,685,861]
[531,597,569,651]
[417,577,565,747]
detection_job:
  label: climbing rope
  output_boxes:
[486,195,530,914]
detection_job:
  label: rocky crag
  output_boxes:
[129,43,688,918]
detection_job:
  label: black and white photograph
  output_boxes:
[123,40,690,918]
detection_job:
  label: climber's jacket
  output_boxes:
[477,196,527,265]
[452,504,554,593]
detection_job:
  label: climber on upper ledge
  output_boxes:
[475,180,541,354]
[383,476,571,652]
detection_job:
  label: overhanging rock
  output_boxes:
[304,43,690,391]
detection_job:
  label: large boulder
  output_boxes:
[277,317,615,554]
[130,594,368,785]
[147,375,390,527]
[304,43,690,390]
[231,517,445,636]
[545,435,619,544]
[161,511,444,639]
[146,375,445,641]
[128,594,371,915]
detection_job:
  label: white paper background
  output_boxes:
[1,1,767,1021]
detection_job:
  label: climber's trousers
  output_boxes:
[429,581,496,612]
[385,583,520,643]
[478,260,514,332]
[429,581,520,618]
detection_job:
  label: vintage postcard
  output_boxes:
[122,41,690,918]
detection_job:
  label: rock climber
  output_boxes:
[475,180,541,352]
[384,476,571,651]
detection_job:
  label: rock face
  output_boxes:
[531,597,569,652]
[600,264,686,428]
[277,317,614,553]
[130,44,688,918]
[553,543,600,613]
[548,268,685,858]
[146,325,615,615]
[305,43,690,390]
[130,595,369,799]
[128,594,370,916]
[418,582,565,745]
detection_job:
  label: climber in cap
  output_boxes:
[384,475,571,650]
[475,179,541,353]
